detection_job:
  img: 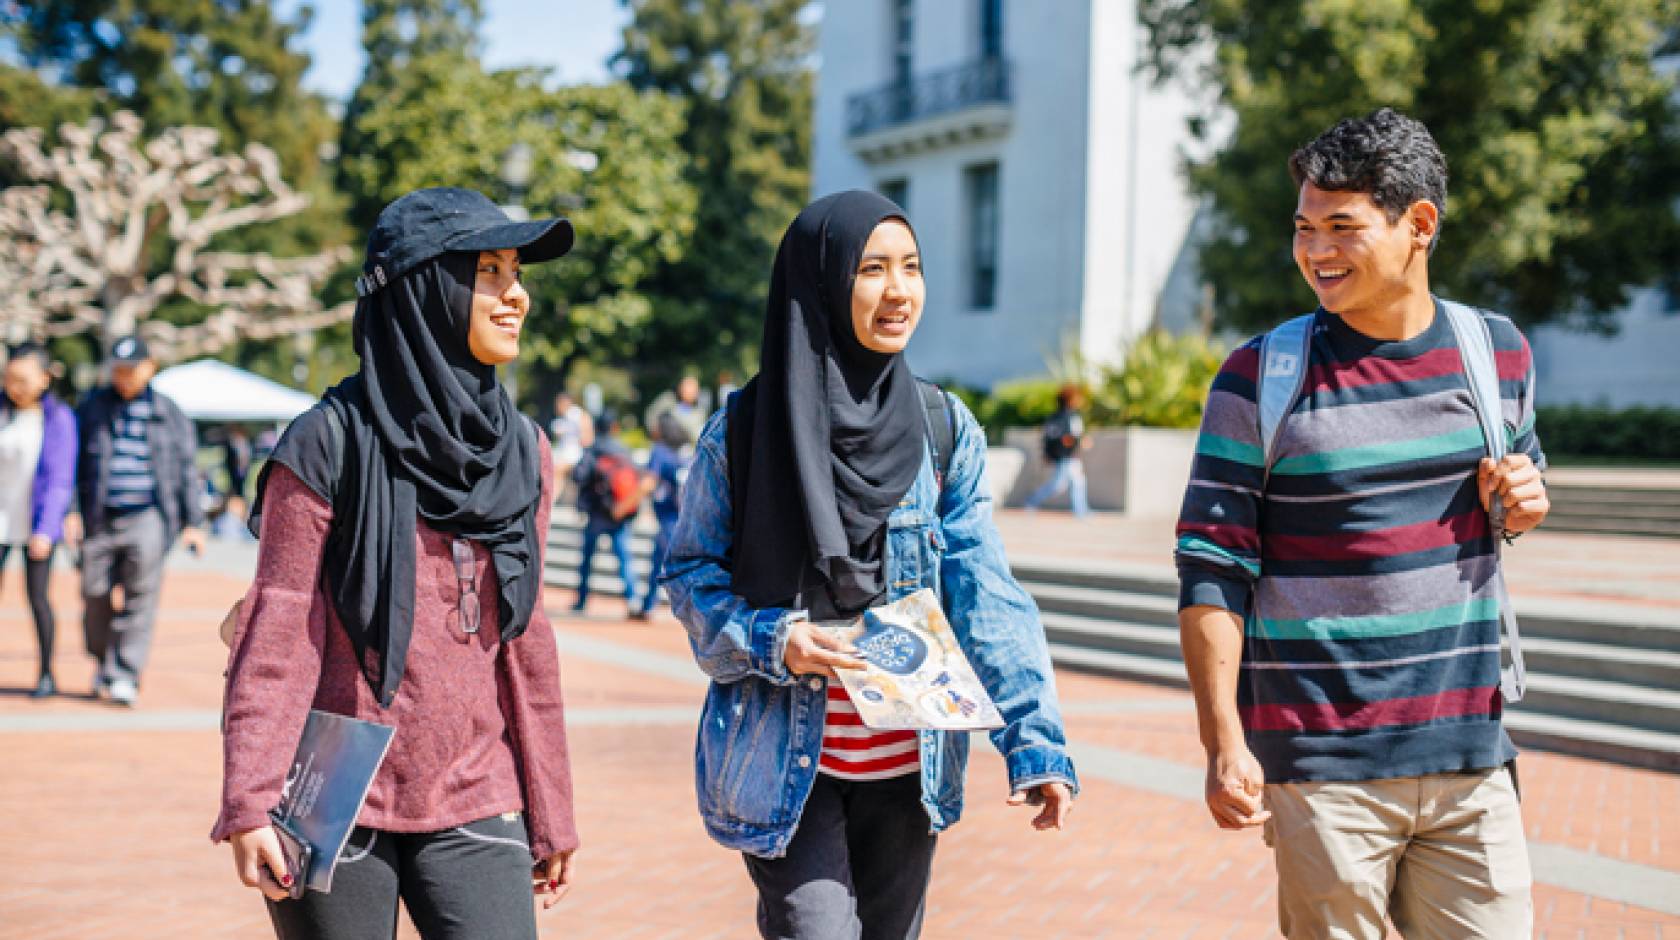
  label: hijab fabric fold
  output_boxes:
[254,252,542,706]
[729,190,925,620]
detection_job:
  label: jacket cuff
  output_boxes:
[1004,744,1079,798]
[749,608,802,685]
[210,803,273,844]
[1178,571,1252,619]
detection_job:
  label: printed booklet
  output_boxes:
[270,710,395,896]
[822,588,1004,731]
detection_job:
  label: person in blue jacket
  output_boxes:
[0,343,78,698]
[661,190,1077,940]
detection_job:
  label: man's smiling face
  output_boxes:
[1293,181,1431,319]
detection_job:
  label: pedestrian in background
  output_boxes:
[63,335,205,707]
[0,342,77,699]
[644,374,708,449]
[549,390,593,505]
[1176,109,1547,939]
[570,410,642,614]
[628,410,693,621]
[1023,383,1091,517]
[215,187,579,938]
[662,190,1076,939]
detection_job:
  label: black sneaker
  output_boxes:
[29,674,56,699]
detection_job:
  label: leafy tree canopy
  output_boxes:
[1138,0,1680,334]
[615,0,813,391]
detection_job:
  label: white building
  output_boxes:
[812,0,1205,388]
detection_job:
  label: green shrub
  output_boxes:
[1536,405,1680,460]
[1090,330,1224,430]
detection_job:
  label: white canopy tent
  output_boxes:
[152,359,318,423]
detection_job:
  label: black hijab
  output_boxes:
[729,190,925,620]
[253,252,543,706]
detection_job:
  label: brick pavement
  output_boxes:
[2,560,1678,938]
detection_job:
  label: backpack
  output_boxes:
[1041,410,1080,460]
[1255,299,1526,701]
[588,451,644,522]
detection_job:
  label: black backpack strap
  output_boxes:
[917,379,955,491]
[322,404,345,503]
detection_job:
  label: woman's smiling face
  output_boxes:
[466,249,530,366]
[850,220,924,355]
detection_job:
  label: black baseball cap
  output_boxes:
[108,335,151,364]
[356,187,575,297]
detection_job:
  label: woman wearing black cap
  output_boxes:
[662,190,1077,938]
[213,188,580,939]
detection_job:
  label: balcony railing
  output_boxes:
[846,57,1011,138]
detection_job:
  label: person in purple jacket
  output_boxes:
[0,342,78,699]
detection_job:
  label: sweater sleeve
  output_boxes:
[211,463,331,843]
[500,431,580,861]
[1174,341,1266,617]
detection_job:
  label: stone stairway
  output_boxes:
[546,513,1680,772]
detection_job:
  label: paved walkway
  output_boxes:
[2,522,1678,938]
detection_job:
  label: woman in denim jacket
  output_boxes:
[662,190,1077,939]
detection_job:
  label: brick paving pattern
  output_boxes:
[2,528,1678,937]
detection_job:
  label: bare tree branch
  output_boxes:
[0,111,351,360]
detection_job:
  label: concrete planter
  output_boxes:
[988,426,1197,516]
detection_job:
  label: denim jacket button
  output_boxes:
[797,755,812,769]
[807,677,823,691]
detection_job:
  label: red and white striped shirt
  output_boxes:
[819,685,920,780]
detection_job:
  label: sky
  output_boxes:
[274,0,630,100]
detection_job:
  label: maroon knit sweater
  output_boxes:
[211,434,577,861]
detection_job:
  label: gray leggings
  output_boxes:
[266,813,538,940]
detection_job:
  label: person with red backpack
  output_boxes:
[570,411,645,613]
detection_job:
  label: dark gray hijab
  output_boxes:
[729,190,925,620]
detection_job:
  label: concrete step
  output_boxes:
[1041,612,1180,661]
[1028,582,1179,628]
[1514,673,1680,736]
[1046,642,1188,689]
[1503,711,1680,773]
[1522,635,1680,688]
[1538,518,1680,539]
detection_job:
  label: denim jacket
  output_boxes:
[661,391,1078,858]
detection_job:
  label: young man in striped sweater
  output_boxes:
[1176,109,1550,938]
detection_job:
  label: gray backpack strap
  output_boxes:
[1257,313,1316,481]
[1441,299,1526,702]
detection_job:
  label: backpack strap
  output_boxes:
[1440,299,1527,702]
[1257,312,1316,483]
[321,404,345,503]
[917,379,956,491]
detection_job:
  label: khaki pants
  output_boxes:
[1264,768,1532,939]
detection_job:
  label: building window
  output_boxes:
[979,0,1003,58]
[878,178,908,211]
[892,0,914,87]
[965,162,999,310]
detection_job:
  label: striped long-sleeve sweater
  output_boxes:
[1175,299,1545,784]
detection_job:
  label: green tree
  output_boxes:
[337,0,492,231]
[1138,0,1680,334]
[513,83,699,399]
[615,0,813,391]
[2,0,336,185]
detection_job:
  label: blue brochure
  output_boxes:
[271,710,395,894]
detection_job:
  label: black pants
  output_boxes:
[0,542,56,678]
[744,773,939,940]
[266,813,539,940]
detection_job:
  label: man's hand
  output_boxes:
[25,535,52,561]
[61,514,82,550]
[1007,781,1073,831]
[1205,745,1270,831]
[532,848,575,911]
[230,825,292,902]
[1478,454,1548,535]
[783,620,866,678]
[179,526,207,556]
